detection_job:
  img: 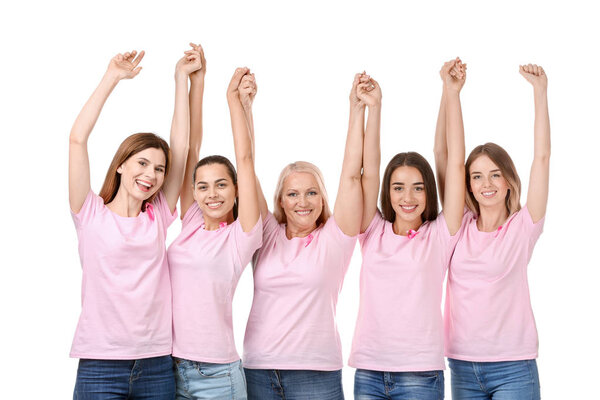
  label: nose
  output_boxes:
[144,165,156,180]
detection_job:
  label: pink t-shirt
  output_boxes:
[70,190,177,359]
[349,212,464,372]
[243,213,357,370]
[444,205,545,361]
[168,202,262,363]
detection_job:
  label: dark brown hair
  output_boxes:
[465,142,521,216]
[99,132,170,210]
[193,155,238,219]
[380,152,438,223]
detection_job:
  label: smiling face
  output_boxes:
[468,155,510,210]
[116,147,166,202]
[389,166,427,230]
[280,172,323,233]
[193,163,237,223]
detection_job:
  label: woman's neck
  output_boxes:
[285,222,317,239]
[392,217,423,236]
[477,204,509,232]
[106,188,143,217]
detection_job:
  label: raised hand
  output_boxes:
[441,57,466,93]
[107,50,145,80]
[226,67,250,102]
[176,46,203,78]
[349,72,367,108]
[239,72,257,109]
[356,73,382,108]
[189,42,206,81]
[519,63,547,91]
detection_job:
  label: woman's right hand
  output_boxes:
[356,74,382,108]
[106,50,145,80]
[239,72,257,109]
[441,57,467,93]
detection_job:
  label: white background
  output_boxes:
[2,1,598,398]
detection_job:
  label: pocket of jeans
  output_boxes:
[194,362,231,378]
[408,370,439,378]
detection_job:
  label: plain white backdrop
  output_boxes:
[2,0,598,398]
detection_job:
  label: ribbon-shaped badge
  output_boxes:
[219,221,228,229]
[407,229,419,239]
[304,233,314,247]
[146,203,155,221]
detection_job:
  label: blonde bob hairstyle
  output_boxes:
[272,161,332,226]
[465,142,521,216]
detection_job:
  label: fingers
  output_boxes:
[132,50,145,67]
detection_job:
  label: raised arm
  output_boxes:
[180,43,206,218]
[227,68,260,231]
[239,70,269,220]
[440,59,467,235]
[334,74,369,236]
[521,64,550,223]
[358,74,383,233]
[434,58,465,205]
[162,46,203,213]
[69,50,145,213]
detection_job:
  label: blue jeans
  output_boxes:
[244,369,344,400]
[354,368,444,400]
[448,358,540,399]
[173,358,247,400]
[73,356,175,399]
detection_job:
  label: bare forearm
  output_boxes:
[533,88,550,160]
[445,90,465,166]
[363,105,381,181]
[70,72,119,144]
[342,104,366,180]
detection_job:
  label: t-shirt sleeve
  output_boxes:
[232,217,263,273]
[152,191,178,232]
[358,211,384,248]
[324,215,358,251]
[71,190,102,229]
[181,201,203,229]
[262,212,281,244]
[519,204,545,245]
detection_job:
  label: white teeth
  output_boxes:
[207,202,223,209]
[401,205,417,210]
[482,191,496,196]
[136,180,151,187]
[296,210,311,216]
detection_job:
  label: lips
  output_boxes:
[295,209,312,216]
[136,179,153,192]
[206,202,224,209]
[481,190,497,198]
[400,205,418,213]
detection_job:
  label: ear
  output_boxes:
[117,164,124,174]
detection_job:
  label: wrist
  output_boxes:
[174,70,189,81]
[190,73,205,84]
[103,70,121,86]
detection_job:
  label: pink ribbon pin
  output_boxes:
[146,203,155,221]
[407,229,419,239]
[219,221,228,229]
[304,233,314,247]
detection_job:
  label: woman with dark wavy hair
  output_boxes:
[349,59,467,400]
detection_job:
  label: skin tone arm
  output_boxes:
[226,68,261,231]
[69,50,145,213]
[433,58,466,205]
[358,74,383,233]
[334,74,371,236]
[162,46,203,213]
[440,59,467,235]
[520,64,550,223]
[238,71,270,220]
[180,43,206,218]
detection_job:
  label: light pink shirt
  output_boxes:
[445,205,545,361]
[349,212,464,372]
[168,202,262,363]
[243,213,357,370]
[70,190,176,359]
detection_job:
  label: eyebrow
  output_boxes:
[286,187,318,192]
[470,169,500,175]
[137,157,165,169]
[196,178,228,185]
[391,182,424,185]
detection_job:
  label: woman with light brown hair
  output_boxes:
[438,64,550,399]
[68,46,202,399]
[241,73,373,399]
